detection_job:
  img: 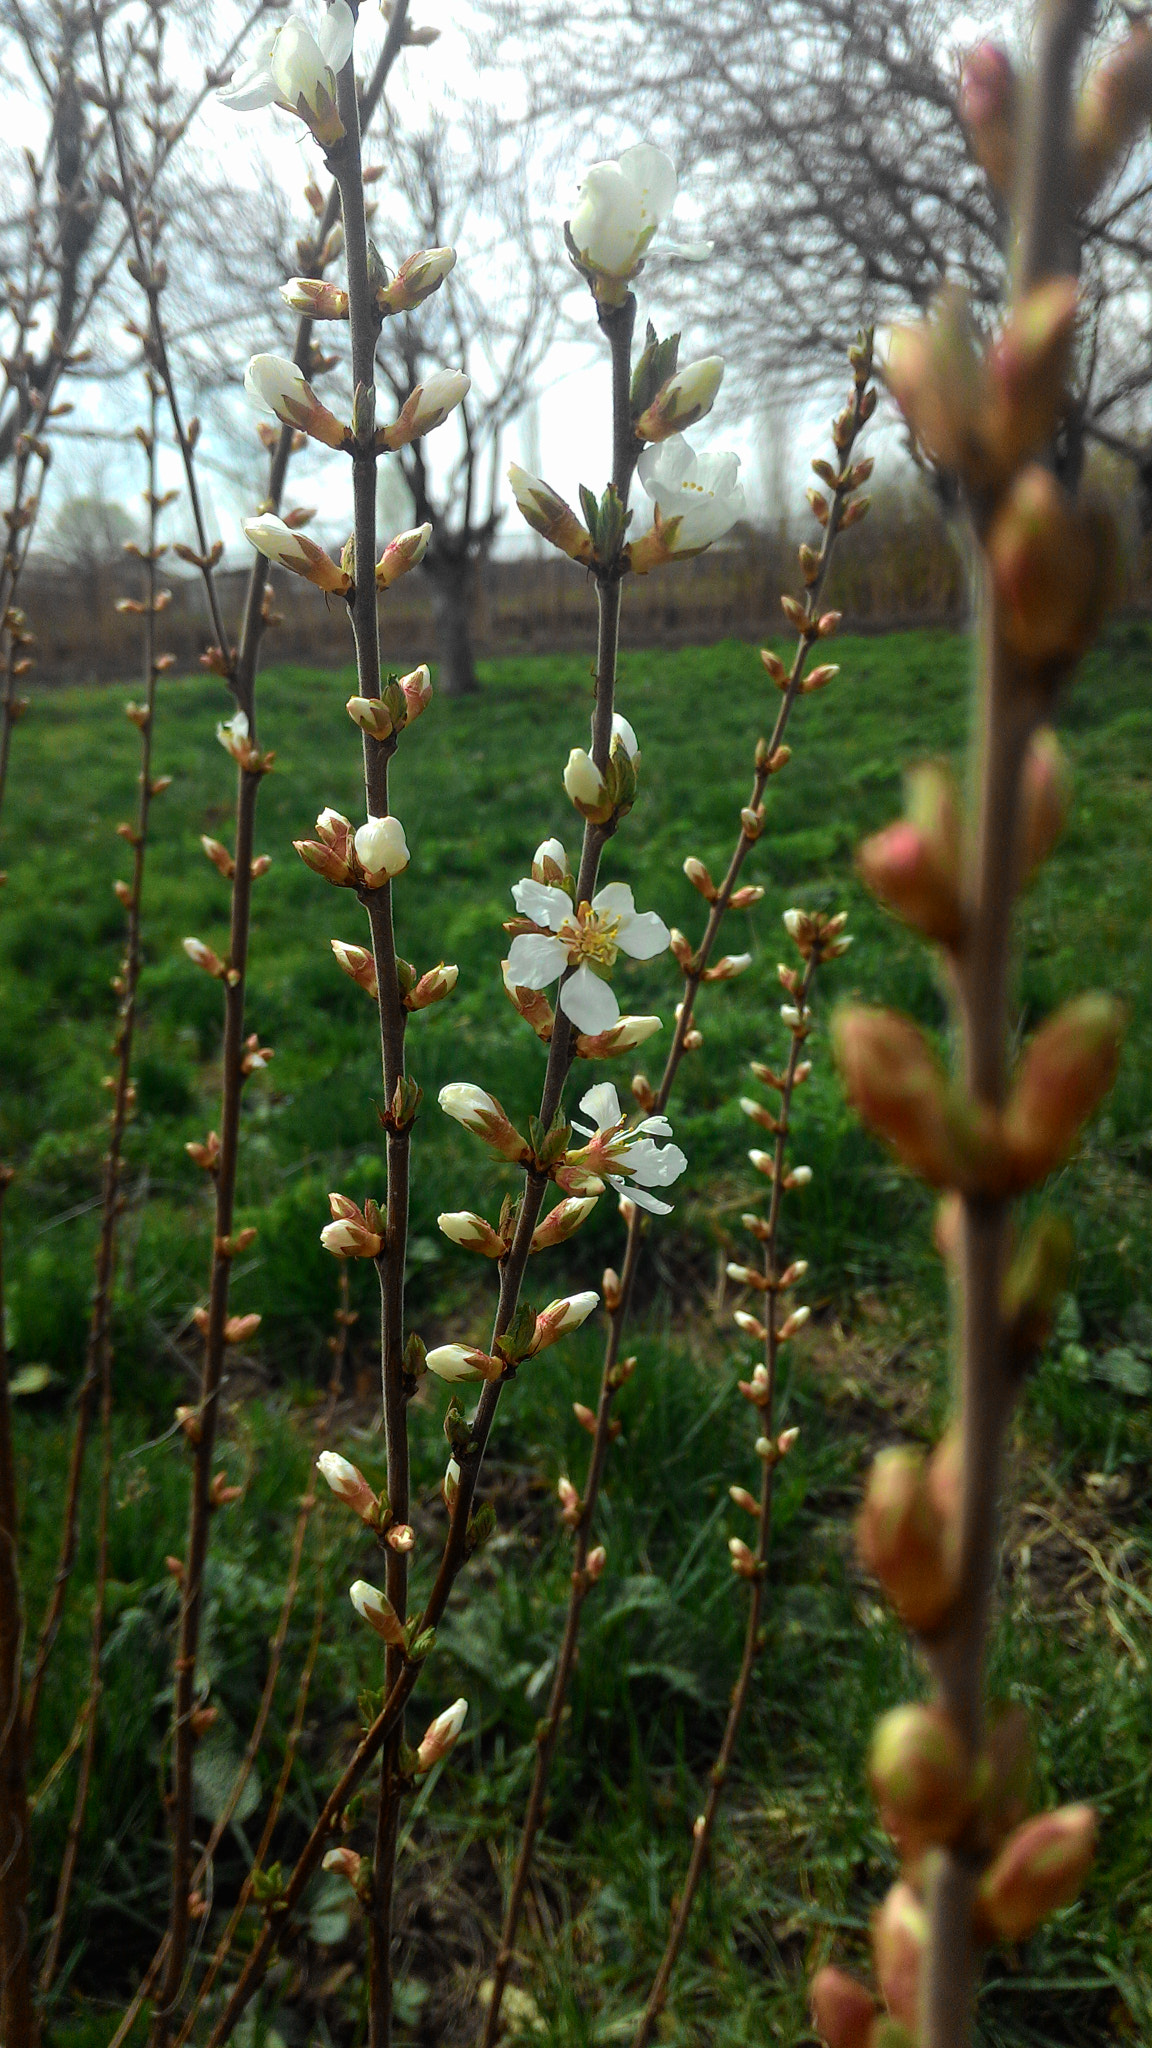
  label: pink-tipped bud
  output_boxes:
[507,464,594,564]
[331,939,378,998]
[183,937,225,978]
[316,1451,379,1524]
[1019,727,1070,881]
[734,1309,768,1342]
[530,1196,599,1253]
[530,1291,599,1355]
[323,1847,365,1884]
[585,1544,606,1581]
[728,1536,759,1577]
[386,1523,415,1552]
[834,1005,982,1191]
[960,41,1018,193]
[321,1193,384,1259]
[777,1426,800,1457]
[857,1447,958,1633]
[857,797,963,947]
[988,464,1113,666]
[415,1697,468,1773]
[779,1305,811,1341]
[729,1485,760,1516]
[1000,993,1124,1192]
[406,962,458,1011]
[868,1703,971,1855]
[738,1363,771,1405]
[439,1082,530,1163]
[1076,24,1152,201]
[401,664,433,721]
[976,1805,1097,1942]
[872,1881,926,2026]
[810,1966,877,2048]
[376,523,432,589]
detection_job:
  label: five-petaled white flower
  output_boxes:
[506,875,669,1036]
[572,1081,687,1215]
[567,144,711,301]
[637,436,746,553]
[217,2,353,145]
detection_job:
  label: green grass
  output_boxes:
[2,624,1152,2045]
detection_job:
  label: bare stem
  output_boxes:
[481,354,874,2046]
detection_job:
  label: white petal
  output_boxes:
[618,144,677,230]
[318,0,354,70]
[591,881,635,921]
[511,878,570,931]
[560,966,619,1034]
[505,932,567,989]
[617,909,670,961]
[578,1081,622,1131]
[638,434,695,497]
[651,236,714,261]
[217,64,279,109]
[610,1173,673,1216]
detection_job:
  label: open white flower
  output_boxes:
[506,877,669,1035]
[637,436,746,553]
[217,2,353,145]
[568,144,711,301]
[571,1081,687,1215]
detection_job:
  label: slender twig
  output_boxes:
[37,370,168,1992]
[0,1168,36,2047]
[482,347,875,2046]
[198,287,641,2048]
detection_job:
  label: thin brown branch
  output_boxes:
[0,1169,36,2047]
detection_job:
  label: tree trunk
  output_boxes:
[428,555,479,697]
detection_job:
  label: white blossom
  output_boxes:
[571,1081,687,1215]
[506,876,669,1036]
[354,815,409,881]
[637,436,746,553]
[567,144,711,298]
[217,2,353,145]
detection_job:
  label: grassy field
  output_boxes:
[2,624,1151,2046]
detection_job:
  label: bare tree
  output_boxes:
[478,0,1152,500]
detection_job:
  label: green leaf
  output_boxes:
[1094,1347,1152,1397]
[7,1364,56,1396]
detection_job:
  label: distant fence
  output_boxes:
[22,484,1152,684]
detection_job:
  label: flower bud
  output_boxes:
[976,1805,1097,1941]
[575,1014,663,1060]
[415,1697,468,1773]
[810,1967,876,2048]
[317,1451,379,1523]
[349,1579,405,1644]
[331,939,378,998]
[354,814,410,885]
[425,1343,500,1383]
[636,356,725,441]
[703,952,751,982]
[244,354,346,449]
[386,1522,415,1552]
[1001,993,1124,1191]
[437,1210,505,1258]
[508,465,594,564]
[407,962,458,1011]
[376,523,432,589]
[243,513,350,593]
[988,465,1113,666]
[401,665,433,721]
[1019,727,1070,881]
[857,761,963,946]
[530,1291,599,1355]
[280,277,349,318]
[857,1448,957,1633]
[586,1544,606,1581]
[439,1083,530,1163]
[378,246,456,315]
[563,747,611,821]
[531,1196,599,1252]
[379,371,471,451]
[323,1847,365,1884]
[779,1305,810,1340]
[1075,25,1152,202]
[868,1703,971,1854]
[183,937,225,978]
[729,1536,759,1577]
[321,1193,383,1259]
[347,695,396,742]
[729,1485,760,1516]
[834,1005,985,1191]
[871,1881,925,2026]
[734,1309,768,1341]
[683,856,717,899]
[960,42,1017,194]
[558,1476,581,1526]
